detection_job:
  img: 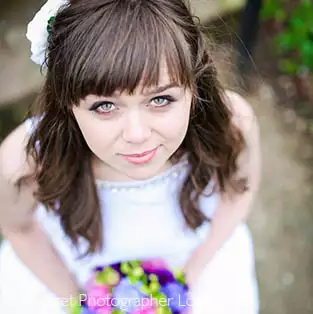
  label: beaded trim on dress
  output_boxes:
[95,155,190,191]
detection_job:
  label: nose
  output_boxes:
[122,111,151,144]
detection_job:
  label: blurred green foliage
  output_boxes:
[261,0,313,76]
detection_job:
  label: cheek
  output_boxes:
[157,102,191,140]
[80,125,103,149]
[72,109,114,152]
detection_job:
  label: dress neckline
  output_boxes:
[95,155,189,191]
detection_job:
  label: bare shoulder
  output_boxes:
[0,123,35,185]
[223,89,257,134]
[0,123,38,233]
[223,90,261,189]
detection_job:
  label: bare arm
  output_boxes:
[0,123,79,300]
[199,91,261,258]
[184,91,262,286]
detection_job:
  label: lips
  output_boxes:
[120,147,159,165]
[122,148,157,158]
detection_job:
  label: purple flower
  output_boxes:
[146,269,175,286]
[112,278,146,313]
[111,262,126,277]
[161,282,189,312]
[141,259,175,285]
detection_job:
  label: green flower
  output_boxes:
[47,16,55,40]
[96,267,120,286]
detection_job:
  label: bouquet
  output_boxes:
[69,259,190,314]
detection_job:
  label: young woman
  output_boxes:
[0,0,261,313]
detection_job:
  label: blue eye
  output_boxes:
[89,101,117,114]
[150,95,176,107]
[98,103,115,112]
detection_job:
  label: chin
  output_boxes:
[126,168,159,181]
[124,162,167,181]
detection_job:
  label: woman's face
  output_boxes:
[72,66,192,181]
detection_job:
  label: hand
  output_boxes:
[183,243,211,290]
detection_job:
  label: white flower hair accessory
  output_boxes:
[26,0,69,66]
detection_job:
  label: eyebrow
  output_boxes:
[142,82,179,96]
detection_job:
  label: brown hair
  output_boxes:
[21,0,247,255]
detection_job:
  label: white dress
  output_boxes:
[0,119,259,314]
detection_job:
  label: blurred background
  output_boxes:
[0,0,312,313]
